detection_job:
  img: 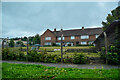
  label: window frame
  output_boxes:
[45,37,51,40]
[58,37,64,40]
[44,42,51,45]
[81,35,89,39]
[81,42,87,45]
[71,36,75,40]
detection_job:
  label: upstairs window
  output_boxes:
[45,37,51,40]
[71,36,75,40]
[81,35,89,39]
[95,35,99,38]
[58,37,64,40]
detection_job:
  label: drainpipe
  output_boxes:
[103,32,108,64]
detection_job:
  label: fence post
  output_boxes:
[26,37,29,61]
[61,29,63,63]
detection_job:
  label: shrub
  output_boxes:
[2,48,26,61]
[100,46,120,64]
[2,48,10,60]
[106,52,119,65]
[44,54,61,63]
[64,56,73,63]
[68,44,71,46]
[17,51,26,61]
[73,53,87,64]
[27,49,38,62]
[52,43,59,46]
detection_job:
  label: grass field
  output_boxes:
[2,63,119,79]
[9,46,100,58]
[22,46,94,51]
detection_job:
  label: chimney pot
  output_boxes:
[54,28,56,31]
[82,27,84,30]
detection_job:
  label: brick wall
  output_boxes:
[41,29,98,46]
[41,29,56,46]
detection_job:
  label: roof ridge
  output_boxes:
[53,27,102,32]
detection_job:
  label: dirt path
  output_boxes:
[2,60,120,69]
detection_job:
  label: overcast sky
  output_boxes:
[2,2,118,38]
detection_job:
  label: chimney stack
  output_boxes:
[54,28,56,31]
[82,27,84,30]
[61,28,63,32]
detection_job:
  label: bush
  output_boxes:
[2,48,26,61]
[107,52,119,65]
[2,48,10,60]
[64,56,73,63]
[17,51,26,61]
[44,54,61,63]
[100,46,120,65]
[73,53,87,64]
[68,44,71,46]
[27,49,38,62]
[52,43,59,46]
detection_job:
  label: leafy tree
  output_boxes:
[21,36,27,41]
[102,6,120,30]
[16,41,24,47]
[9,39,15,47]
[33,34,41,44]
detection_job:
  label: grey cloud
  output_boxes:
[2,2,117,38]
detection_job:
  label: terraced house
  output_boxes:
[41,27,103,46]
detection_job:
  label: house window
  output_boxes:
[58,37,64,40]
[81,35,89,39]
[44,42,51,45]
[45,37,51,40]
[95,35,99,38]
[81,42,87,45]
[71,36,75,40]
[56,42,61,45]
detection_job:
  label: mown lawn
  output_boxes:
[2,63,119,79]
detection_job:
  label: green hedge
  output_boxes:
[73,53,87,64]
[2,48,87,64]
[100,45,120,65]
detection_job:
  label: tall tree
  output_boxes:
[16,41,24,47]
[33,34,41,44]
[102,6,120,31]
[21,36,27,41]
[9,39,15,47]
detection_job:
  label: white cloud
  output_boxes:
[97,2,105,8]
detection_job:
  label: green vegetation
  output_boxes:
[9,39,15,47]
[73,53,87,64]
[102,6,120,30]
[100,45,120,65]
[33,34,41,45]
[16,41,25,47]
[2,63,119,79]
[2,46,100,64]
